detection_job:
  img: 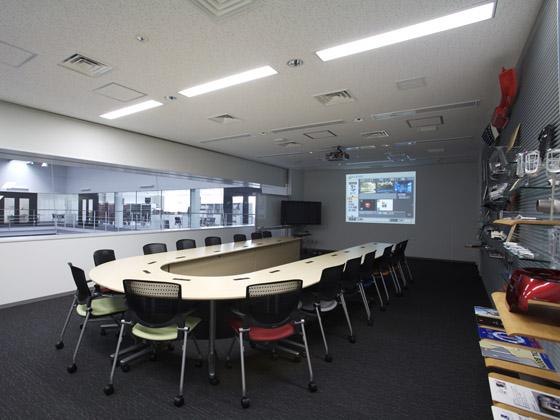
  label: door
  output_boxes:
[78,193,99,227]
[0,192,38,225]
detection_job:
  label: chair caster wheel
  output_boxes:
[209,376,220,385]
[79,324,83,330]
[380,306,386,312]
[324,354,332,363]
[103,384,114,396]
[195,359,203,368]
[241,396,250,409]
[174,395,184,407]
[149,353,157,362]
[67,363,77,374]
[100,329,107,336]
[397,293,403,297]
[367,319,374,326]
[55,341,64,350]
[308,381,318,392]
[120,363,130,372]
[225,360,232,369]
[292,355,302,363]
[348,335,356,343]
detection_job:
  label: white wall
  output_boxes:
[302,161,481,262]
[0,100,286,187]
[0,226,256,306]
[0,159,67,193]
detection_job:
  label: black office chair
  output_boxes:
[59,263,127,373]
[343,256,373,326]
[250,232,263,240]
[233,234,247,242]
[395,240,414,284]
[376,245,402,297]
[176,239,196,250]
[104,280,202,407]
[92,249,117,293]
[261,231,272,238]
[360,251,386,311]
[205,236,221,246]
[93,249,116,266]
[227,280,316,408]
[143,243,168,255]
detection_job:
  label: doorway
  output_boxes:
[78,193,99,227]
[0,192,38,225]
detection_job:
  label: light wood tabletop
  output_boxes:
[90,237,393,301]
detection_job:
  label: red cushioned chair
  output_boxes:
[226,279,316,408]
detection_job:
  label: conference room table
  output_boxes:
[90,236,392,384]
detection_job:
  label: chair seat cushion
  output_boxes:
[301,299,338,312]
[229,318,295,342]
[76,295,127,317]
[132,316,201,341]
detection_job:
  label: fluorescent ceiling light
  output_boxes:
[100,100,163,120]
[179,65,278,97]
[316,2,496,61]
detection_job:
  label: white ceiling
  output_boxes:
[0,0,542,170]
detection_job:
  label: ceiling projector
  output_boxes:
[326,146,350,162]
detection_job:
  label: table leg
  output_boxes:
[208,300,219,385]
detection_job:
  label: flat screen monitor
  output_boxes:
[281,201,321,225]
[345,171,416,224]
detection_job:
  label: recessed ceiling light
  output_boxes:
[164,95,178,101]
[100,99,163,120]
[353,117,364,122]
[178,65,278,97]
[135,35,148,42]
[316,2,496,61]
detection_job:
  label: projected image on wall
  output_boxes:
[346,171,416,224]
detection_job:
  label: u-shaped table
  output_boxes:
[90,237,392,383]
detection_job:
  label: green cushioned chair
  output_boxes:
[57,263,128,374]
[104,280,202,408]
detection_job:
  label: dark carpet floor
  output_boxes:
[0,259,492,419]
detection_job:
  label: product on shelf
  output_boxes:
[506,268,560,313]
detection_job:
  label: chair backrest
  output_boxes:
[233,234,247,242]
[251,232,263,240]
[246,280,302,327]
[205,236,222,246]
[343,256,362,285]
[123,280,182,328]
[261,230,272,238]
[143,243,168,255]
[382,245,393,259]
[314,264,344,299]
[68,263,91,303]
[93,249,116,266]
[176,239,196,250]
[360,251,376,276]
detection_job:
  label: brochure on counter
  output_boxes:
[478,326,541,349]
[491,405,534,420]
[489,375,560,419]
[475,306,504,329]
[480,340,555,371]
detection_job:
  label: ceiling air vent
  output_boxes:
[271,119,345,134]
[191,0,257,18]
[372,99,480,120]
[59,53,112,77]
[361,130,389,139]
[314,89,355,106]
[208,114,241,124]
[277,141,302,148]
[199,133,251,144]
